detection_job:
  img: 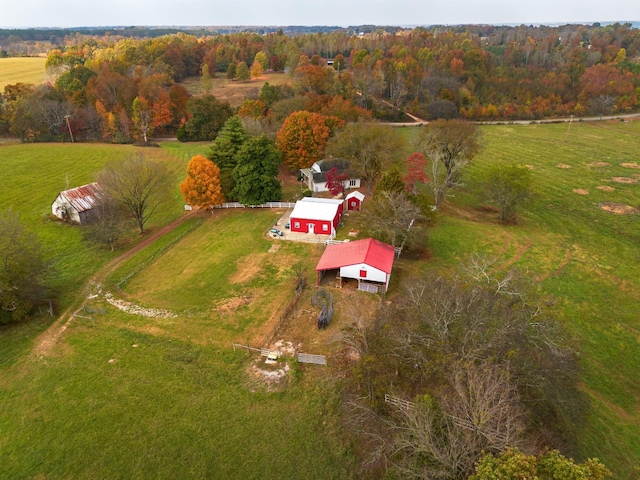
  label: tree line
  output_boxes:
[1,23,639,143]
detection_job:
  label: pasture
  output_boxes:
[0,56,47,90]
[181,72,291,106]
[1,120,640,478]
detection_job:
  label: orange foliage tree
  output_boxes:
[180,155,225,209]
[275,111,344,170]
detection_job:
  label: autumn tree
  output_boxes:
[326,122,404,193]
[232,135,282,205]
[250,61,263,79]
[97,154,172,234]
[0,210,51,322]
[324,166,349,197]
[416,119,481,209]
[403,152,430,195]
[131,93,172,144]
[180,155,224,209]
[471,448,611,480]
[275,111,343,170]
[483,162,535,222]
[254,51,269,71]
[235,62,251,82]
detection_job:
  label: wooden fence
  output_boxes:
[358,282,380,294]
[232,343,282,358]
[384,393,414,410]
[297,353,327,365]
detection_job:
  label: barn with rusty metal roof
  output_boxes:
[51,182,103,224]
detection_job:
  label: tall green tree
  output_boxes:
[177,95,233,142]
[207,116,249,197]
[235,62,251,82]
[232,135,282,205]
[483,162,534,222]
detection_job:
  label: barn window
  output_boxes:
[360,269,367,278]
[322,224,328,231]
[350,201,356,207]
[294,221,300,228]
[349,180,357,186]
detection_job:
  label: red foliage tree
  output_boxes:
[325,167,349,197]
[403,152,430,195]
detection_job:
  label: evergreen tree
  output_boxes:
[232,135,282,205]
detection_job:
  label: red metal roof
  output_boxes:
[59,182,102,213]
[315,238,395,274]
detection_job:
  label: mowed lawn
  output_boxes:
[0,56,47,90]
[427,120,640,477]
[107,209,320,345]
[0,322,352,479]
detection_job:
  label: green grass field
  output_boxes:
[1,121,640,478]
[0,143,189,308]
[0,57,47,90]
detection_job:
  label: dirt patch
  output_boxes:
[524,165,534,170]
[229,253,267,284]
[597,185,615,192]
[588,162,611,167]
[268,244,281,253]
[612,177,638,184]
[599,202,638,215]
[556,164,572,169]
[247,358,291,391]
[620,162,640,169]
[215,295,253,312]
[572,189,589,195]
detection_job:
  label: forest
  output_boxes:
[1,22,639,143]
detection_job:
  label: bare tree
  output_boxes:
[415,119,481,209]
[360,191,424,248]
[97,154,172,234]
[83,195,128,251]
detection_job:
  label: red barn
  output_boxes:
[345,191,365,211]
[315,238,396,293]
[289,198,343,236]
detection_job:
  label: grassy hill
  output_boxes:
[0,56,47,90]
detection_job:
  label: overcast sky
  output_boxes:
[1,0,639,28]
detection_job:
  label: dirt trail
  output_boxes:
[32,210,202,357]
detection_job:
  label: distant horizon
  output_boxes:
[1,20,639,30]
[2,0,639,31]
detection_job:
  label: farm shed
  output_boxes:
[299,158,361,193]
[345,191,365,211]
[315,238,395,293]
[289,197,343,236]
[51,182,103,224]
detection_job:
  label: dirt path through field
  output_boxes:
[32,210,203,357]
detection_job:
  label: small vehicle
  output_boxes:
[285,222,290,229]
[270,228,284,237]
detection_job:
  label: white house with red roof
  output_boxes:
[51,182,103,224]
[289,197,344,236]
[315,238,396,293]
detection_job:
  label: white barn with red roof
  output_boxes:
[315,238,396,293]
[51,182,103,224]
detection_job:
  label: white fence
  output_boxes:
[297,353,327,365]
[358,282,380,294]
[215,202,296,209]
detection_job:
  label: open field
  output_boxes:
[0,143,189,309]
[0,56,47,90]
[181,71,291,106]
[1,120,640,478]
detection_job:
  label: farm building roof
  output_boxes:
[315,238,395,274]
[345,191,365,201]
[299,197,343,205]
[290,198,341,222]
[58,183,103,213]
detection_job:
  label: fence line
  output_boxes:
[232,343,282,357]
[358,282,380,294]
[214,202,296,209]
[384,393,414,410]
[297,353,327,365]
[262,278,306,345]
